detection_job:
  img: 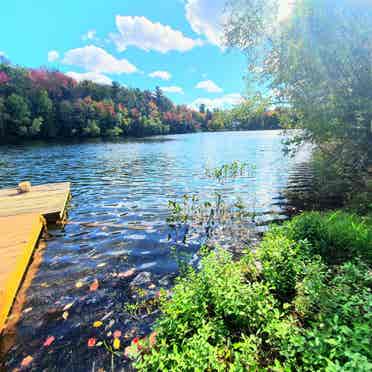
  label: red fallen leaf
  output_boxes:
[88,338,97,348]
[43,336,55,347]
[132,337,140,344]
[113,330,122,338]
[117,269,136,278]
[21,355,33,367]
[90,279,99,292]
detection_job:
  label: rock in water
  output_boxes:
[130,272,152,287]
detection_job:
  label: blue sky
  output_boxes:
[0,0,251,109]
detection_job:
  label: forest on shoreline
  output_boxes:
[0,62,281,142]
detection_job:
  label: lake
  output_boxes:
[0,131,310,371]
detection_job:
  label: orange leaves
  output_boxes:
[87,338,97,348]
[75,280,84,288]
[113,330,122,338]
[117,269,136,278]
[62,311,69,320]
[113,338,121,350]
[90,279,99,292]
[149,332,157,347]
[43,336,55,347]
[93,321,103,328]
[21,355,33,367]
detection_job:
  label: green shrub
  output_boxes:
[283,261,372,371]
[283,211,372,264]
[132,212,372,371]
[258,234,310,302]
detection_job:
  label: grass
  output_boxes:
[126,211,372,371]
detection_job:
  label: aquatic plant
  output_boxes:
[205,160,254,182]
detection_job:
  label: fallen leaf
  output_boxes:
[62,311,69,320]
[88,338,97,348]
[21,356,33,367]
[75,281,84,288]
[148,283,156,289]
[63,302,74,311]
[96,341,103,347]
[43,336,55,347]
[97,263,107,268]
[149,332,157,346]
[113,338,120,350]
[93,321,103,328]
[124,346,131,358]
[113,330,122,338]
[90,279,99,292]
[118,269,136,278]
[23,307,33,314]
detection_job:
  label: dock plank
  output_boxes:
[0,182,70,221]
[0,214,45,332]
[0,182,71,332]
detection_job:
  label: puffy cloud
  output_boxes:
[190,93,243,110]
[185,0,226,48]
[48,50,60,62]
[195,79,223,93]
[82,30,97,41]
[66,71,112,85]
[149,70,172,80]
[111,16,203,53]
[62,45,137,74]
[161,86,184,94]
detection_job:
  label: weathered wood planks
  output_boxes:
[0,182,70,222]
[0,182,71,332]
[0,214,45,332]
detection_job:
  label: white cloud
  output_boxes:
[66,71,112,85]
[190,93,243,110]
[111,16,203,53]
[82,30,97,41]
[185,0,226,48]
[195,80,223,93]
[62,45,137,74]
[161,86,184,94]
[277,0,296,23]
[0,51,6,57]
[48,50,59,62]
[149,70,172,80]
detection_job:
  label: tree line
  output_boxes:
[0,62,281,141]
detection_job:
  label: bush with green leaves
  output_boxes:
[282,211,372,265]
[131,211,372,371]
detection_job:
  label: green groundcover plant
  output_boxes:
[126,211,372,371]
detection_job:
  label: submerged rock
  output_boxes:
[130,272,152,287]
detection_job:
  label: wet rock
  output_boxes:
[130,272,152,287]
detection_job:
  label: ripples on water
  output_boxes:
[0,131,310,371]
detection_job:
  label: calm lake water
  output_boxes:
[0,131,310,371]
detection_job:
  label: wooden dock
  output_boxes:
[0,182,70,333]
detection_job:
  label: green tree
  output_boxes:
[32,89,54,137]
[226,0,372,187]
[5,93,31,136]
